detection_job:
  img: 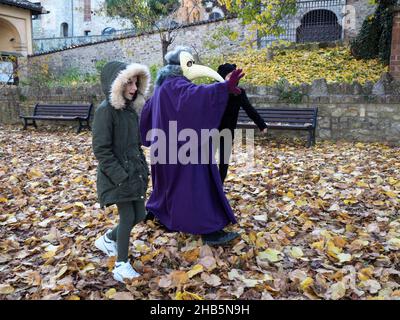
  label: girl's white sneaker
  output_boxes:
[112,261,140,283]
[94,230,117,257]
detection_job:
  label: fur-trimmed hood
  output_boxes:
[100,61,151,112]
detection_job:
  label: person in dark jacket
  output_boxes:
[92,61,151,283]
[217,63,268,183]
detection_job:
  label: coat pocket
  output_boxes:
[99,168,116,186]
[117,177,142,199]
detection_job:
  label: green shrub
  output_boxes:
[350,0,395,65]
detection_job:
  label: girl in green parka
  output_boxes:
[92,61,151,283]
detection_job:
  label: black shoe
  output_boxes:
[201,230,240,246]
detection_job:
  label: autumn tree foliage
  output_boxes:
[218,0,297,45]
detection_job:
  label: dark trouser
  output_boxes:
[108,201,146,262]
[218,129,234,184]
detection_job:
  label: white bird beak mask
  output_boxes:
[180,51,225,83]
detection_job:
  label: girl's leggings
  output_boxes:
[108,200,146,262]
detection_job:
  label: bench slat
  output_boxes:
[21,103,93,133]
[239,115,315,120]
[23,116,81,120]
[236,107,318,147]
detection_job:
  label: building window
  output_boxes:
[84,0,92,22]
[61,23,69,37]
[84,30,91,36]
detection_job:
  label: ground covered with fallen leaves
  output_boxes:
[0,125,399,300]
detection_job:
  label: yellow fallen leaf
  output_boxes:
[258,249,282,263]
[28,168,43,179]
[67,295,80,300]
[282,225,296,237]
[318,189,327,197]
[330,281,346,300]
[140,249,161,263]
[295,199,308,207]
[105,288,117,299]
[358,267,374,281]
[302,220,314,231]
[358,273,369,281]
[356,181,368,188]
[326,240,342,259]
[0,284,15,295]
[311,240,324,251]
[388,177,398,186]
[337,253,352,263]
[343,198,358,205]
[73,202,86,209]
[385,191,398,199]
[187,264,204,278]
[82,263,95,272]
[73,177,83,183]
[255,236,267,248]
[290,247,304,259]
[300,277,314,291]
[175,291,204,300]
[41,250,56,259]
[286,191,295,198]
[0,198,7,203]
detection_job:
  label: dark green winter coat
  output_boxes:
[92,61,151,207]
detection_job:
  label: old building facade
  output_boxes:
[32,0,133,39]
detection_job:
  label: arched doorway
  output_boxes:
[61,23,69,37]
[296,9,342,43]
[209,12,221,21]
[0,18,22,53]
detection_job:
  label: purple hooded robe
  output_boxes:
[139,76,237,234]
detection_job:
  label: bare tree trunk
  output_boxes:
[161,34,171,66]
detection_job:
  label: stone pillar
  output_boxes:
[390,6,400,80]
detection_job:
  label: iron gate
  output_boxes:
[259,0,346,47]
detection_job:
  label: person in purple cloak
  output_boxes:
[140,46,244,246]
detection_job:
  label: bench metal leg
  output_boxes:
[22,119,38,130]
[77,121,82,134]
[307,130,313,148]
[77,120,91,133]
[312,129,316,146]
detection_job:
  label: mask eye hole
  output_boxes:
[187,61,193,67]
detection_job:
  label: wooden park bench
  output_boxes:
[237,107,318,147]
[20,103,93,133]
